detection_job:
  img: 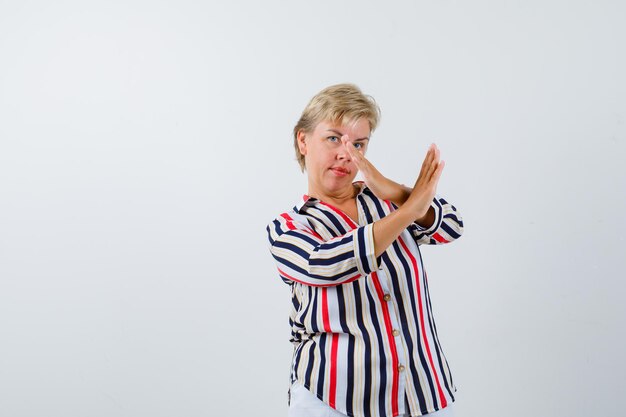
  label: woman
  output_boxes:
[266,84,464,417]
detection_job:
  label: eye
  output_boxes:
[353,142,364,149]
[327,136,340,143]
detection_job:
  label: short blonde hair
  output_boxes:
[293,83,381,171]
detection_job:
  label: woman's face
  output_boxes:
[297,118,371,195]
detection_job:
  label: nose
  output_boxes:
[337,144,350,160]
[337,135,351,160]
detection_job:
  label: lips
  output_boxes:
[330,166,350,176]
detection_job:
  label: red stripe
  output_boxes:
[321,287,331,331]
[432,232,449,243]
[397,236,447,408]
[371,272,399,416]
[384,200,393,212]
[328,333,339,409]
[280,213,323,239]
[319,201,358,229]
[322,288,339,409]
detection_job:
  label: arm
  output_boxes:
[366,180,436,229]
[267,213,379,287]
[267,204,426,286]
[390,194,464,245]
[346,139,451,232]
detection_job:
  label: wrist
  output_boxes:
[395,204,422,228]
[414,206,435,228]
[388,182,412,207]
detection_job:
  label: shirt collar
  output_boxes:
[295,181,367,213]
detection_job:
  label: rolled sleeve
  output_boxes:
[412,198,443,234]
[268,214,379,287]
[353,223,380,276]
[410,195,464,245]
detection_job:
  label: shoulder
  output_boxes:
[266,206,310,225]
[266,209,324,246]
[266,208,312,235]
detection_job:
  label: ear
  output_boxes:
[296,130,307,156]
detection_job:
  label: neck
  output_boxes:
[308,182,358,206]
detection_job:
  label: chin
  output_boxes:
[327,176,356,189]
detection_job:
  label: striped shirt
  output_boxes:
[266,182,464,417]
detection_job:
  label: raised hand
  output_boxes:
[364,142,445,257]
[343,135,397,201]
[406,143,445,220]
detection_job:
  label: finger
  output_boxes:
[431,160,445,184]
[342,135,357,156]
[429,144,439,166]
[424,143,438,172]
[345,140,356,157]
[346,142,364,168]
[353,145,369,169]
[348,149,361,170]
[418,144,435,178]
[424,145,440,179]
[429,143,440,176]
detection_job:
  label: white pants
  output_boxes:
[288,381,456,417]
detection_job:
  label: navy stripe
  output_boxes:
[443,212,461,224]
[293,340,306,379]
[357,226,367,266]
[313,206,348,235]
[360,195,374,224]
[316,332,327,395]
[403,239,439,411]
[303,340,315,388]
[391,240,429,412]
[365,284,387,417]
[284,229,321,247]
[346,333,355,415]
[309,250,355,266]
[385,248,426,410]
[309,284,320,332]
[353,280,373,417]
[304,211,340,238]
[441,222,462,240]
[271,253,359,282]
[316,234,354,249]
[272,240,313,260]
[367,191,387,219]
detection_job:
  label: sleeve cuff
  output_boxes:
[412,197,443,235]
[353,224,380,276]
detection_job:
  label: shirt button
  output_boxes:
[398,365,405,372]
[383,294,391,301]
[392,329,400,337]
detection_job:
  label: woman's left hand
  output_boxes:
[344,135,401,201]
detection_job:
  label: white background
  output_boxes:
[1,1,625,416]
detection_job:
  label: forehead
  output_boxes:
[313,119,371,139]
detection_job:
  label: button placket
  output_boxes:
[376,270,409,416]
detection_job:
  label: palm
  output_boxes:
[344,137,393,200]
[407,144,444,217]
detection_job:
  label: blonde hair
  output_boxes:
[293,83,381,171]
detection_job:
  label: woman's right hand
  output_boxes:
[405,144,445,219]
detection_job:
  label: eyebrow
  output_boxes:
[326,129,370,141]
